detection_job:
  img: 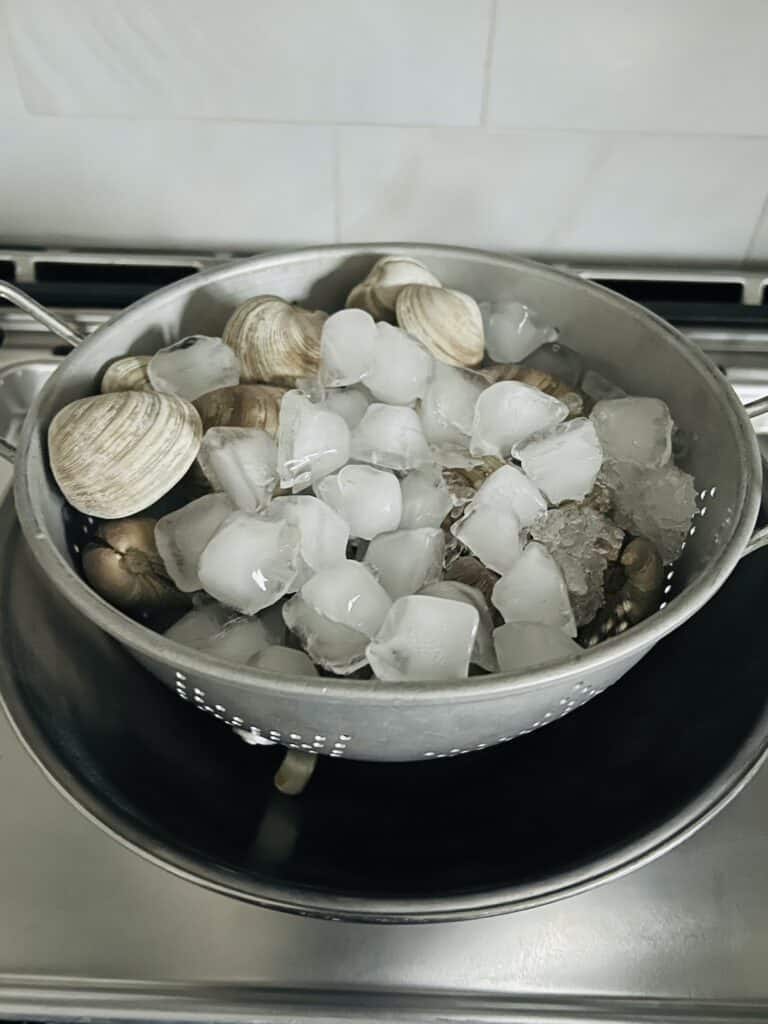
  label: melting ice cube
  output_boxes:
[419,579,497,672]
[283,594,369,675]
[470,381,568,458]
[278,390,350,488]
[364,323,433,405]
[367,594,479,681]
[399,467,453,529]
[300,559,391,638]
[363,527,445,600]
[315,464,402,540]
[480,300,558,364]
[470,464,547,529]
[319,387,371,429]
[269,495,350,586]
[248,644,318,676]
[320,309,377,387]
[493,622,581,674]
[148,335,240,401]
[351,403,432,471]
[198,512,300,614]
[198,426,278,513]
[518,418,603,504]
[590,397,673,469]
[491,542,576,637]
[155,492,235,592]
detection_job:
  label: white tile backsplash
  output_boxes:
[6,0,491,126]
[338,127,600,252]
[0,117,335,249]
[488,0,768,136]
[2,0,768,261]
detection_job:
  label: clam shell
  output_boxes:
[346,256,441,322]
[49,390,202,519]
[222,295,327,386]
[193,383,285,436]
[100,355,153,394]
[396,285,484,368]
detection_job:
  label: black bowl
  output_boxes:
[1,494,767,923]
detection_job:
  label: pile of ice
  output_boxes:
[147,303,695,682]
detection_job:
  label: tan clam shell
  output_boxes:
[345,256,442,322]
[396,284,484,368]
[49,390,202,519]
[100,355,153,394]
[193,383,285,437]
[222,295,327,386]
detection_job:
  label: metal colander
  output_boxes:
[0,245,764,762]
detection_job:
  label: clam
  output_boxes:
[100,355,153,394]
[82,517,189,613]
[222,296,327,386]
[396,285,484,368]
[49,390,202,519]
[346,256,441,322]
[193,383,285,437]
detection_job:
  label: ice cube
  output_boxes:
[269,495,350,585]
[198,427,278,514]
[198,512,300,614]
[492,542,576,637]
[399,467,453,529]
[470,381,568,458]
[363,322,433,405]
[283,594,369,674]
[351,403,432,471]
[451,502,522,575]
[148,335,240,401]
[363,528,445,600]
[581,369,626,405]
[529,505,625,627]
[319,387,371,429]
[165,604,279,664]
[470,464,547,528]
[590,397,673,469]
[320,308,377,387]
[367,595,479,681]
[277,390,350,488]
[300,560,391,637]
[420,580,497,672]
[155,493,235,592]
[518,418,603,504]
[493,622,581,674]
[522,341,583,389]
[481,300,558,364]
[315,464,402,540]
[420,361,485,452]
[248,644,317,676]
[603,461,696,563]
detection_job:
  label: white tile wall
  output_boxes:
[0,117,334,249]
[488,0,768,136]
[6,0,491,126]
[2,0,768,262]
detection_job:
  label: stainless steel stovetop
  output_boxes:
[2,250,768,1023]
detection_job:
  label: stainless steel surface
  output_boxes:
[1,686,768,1015]
[0,360,58,466]
[6,245,763,771]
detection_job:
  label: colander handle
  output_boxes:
[0,283,84,464]
[743,398,768,556]
[0,282,84,349]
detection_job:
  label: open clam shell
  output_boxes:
[396,284,484,368]
[345,256,441,322]
[49,390,202,519]
[222,295,327,386]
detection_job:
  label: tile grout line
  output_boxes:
[744,188,768,264]
[479,0,499,126]
[332,124,342,243]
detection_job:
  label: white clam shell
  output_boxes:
[345,256,441,322]
[49,390,202,519]
[100,355,153,394]
[396,284,484,368]
[222,295,327,386]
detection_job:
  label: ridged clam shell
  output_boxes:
[49,390,202,519]
[396,285,484,368]
[193,383,285,437]
[100,355,153,394]
[222,295,327,386]
[346,256,441,322]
